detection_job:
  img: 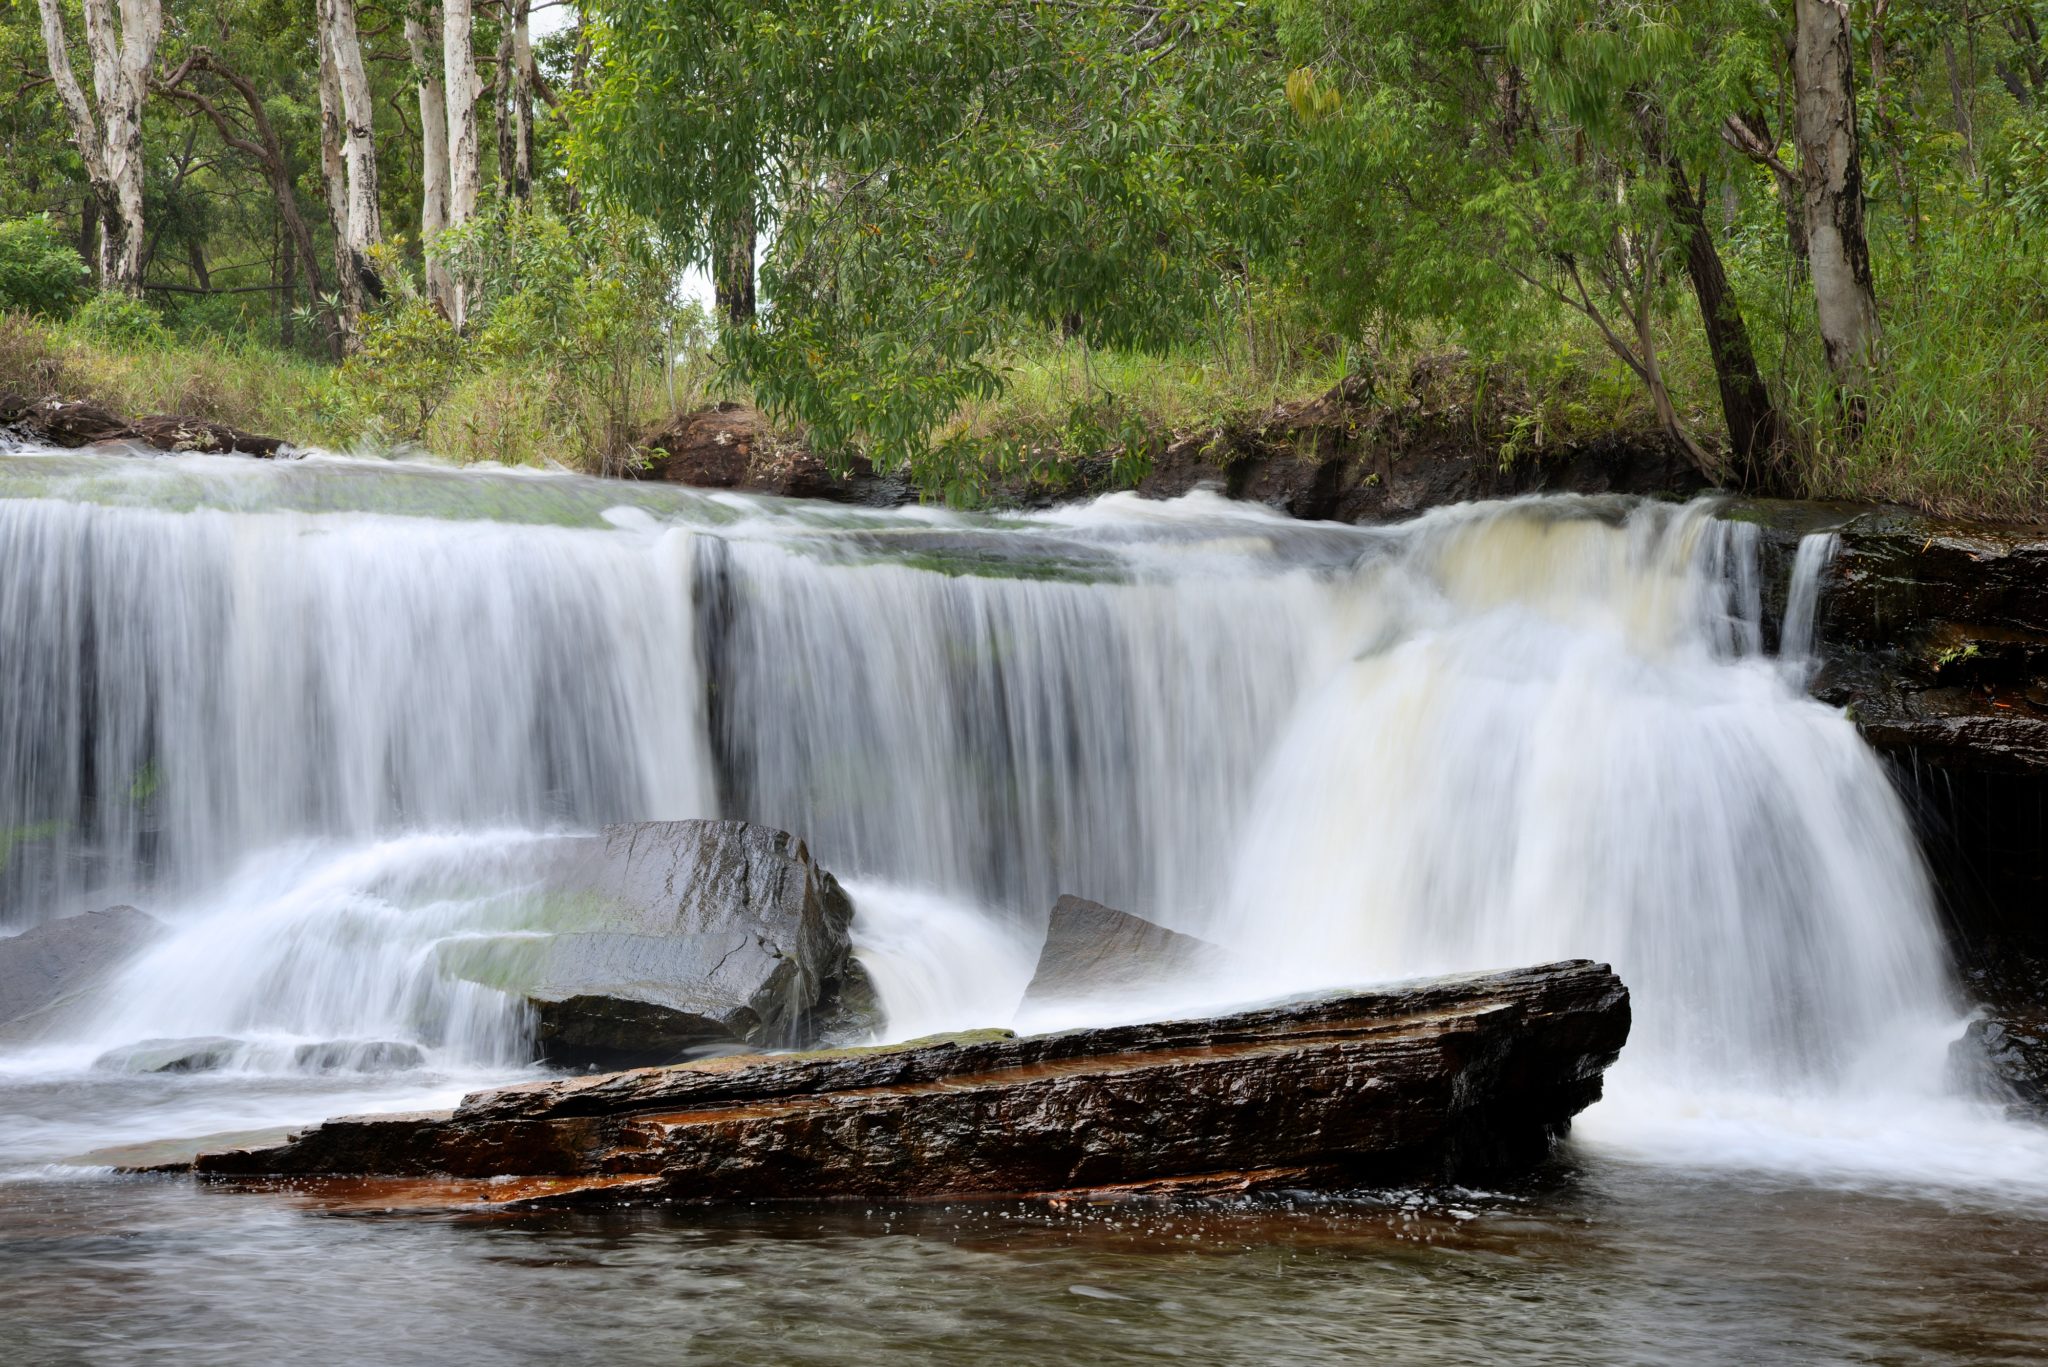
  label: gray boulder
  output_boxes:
[1023,894,1225,1004]
[0,905,163,1039]
[448,820,876,1068]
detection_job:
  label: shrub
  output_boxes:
[344,296,467,441]
[0,217,91,319]
[73,291,170,349]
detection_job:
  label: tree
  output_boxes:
[1793,0,1881,388]
[443,0,482,326]
[406,5,455,312]
[34,0,163,292]
[315,0,385,323]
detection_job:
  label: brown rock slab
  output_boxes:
[183,960,1630,1205]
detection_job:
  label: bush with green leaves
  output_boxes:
[72,291,170,348]
[0,217,90,318]
[437,205,697,474]
[343,292,467,442]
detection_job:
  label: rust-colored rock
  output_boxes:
[183,961,1629,1206]
[637,403,909,505]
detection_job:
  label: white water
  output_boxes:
[0,450,2041,1199]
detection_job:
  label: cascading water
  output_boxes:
[0,447,2039,1196]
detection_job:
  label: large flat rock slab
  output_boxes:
[184,960,1629,1205]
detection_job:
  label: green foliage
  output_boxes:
[435,204,704,473]
[73,292,170,349]
[344,291,467,442]
[574,0,1296,480]
[0,217,90,318]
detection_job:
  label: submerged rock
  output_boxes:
[291,1039,426,1073]
[184,960,1630,1206]
[0,905,162,1039]
[93,1035,244,1074]
[444,820,873,1067]
[1024,895,1226,1004]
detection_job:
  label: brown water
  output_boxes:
[4,1154,2046,1366]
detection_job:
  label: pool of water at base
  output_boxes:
[4,1146,2046,1366]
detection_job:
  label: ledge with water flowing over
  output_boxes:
[3,445,2048,1365]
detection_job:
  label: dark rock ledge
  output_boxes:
[165,960,1629,1209]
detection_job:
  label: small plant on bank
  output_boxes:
[0,218,91,319]
[73,292,169,349]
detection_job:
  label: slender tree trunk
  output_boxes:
[320,0,383,307]
[444,0,483,328]
[714,196,757,324]
[1664,150,1781,489]
[317,28,355,327]
[78,194,99,272]
[407,12,455,312]
[511,0,533,201]
[1793,0,1881,388]
[35,0,163,293]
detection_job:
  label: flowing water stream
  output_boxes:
[2,448,2044,1363]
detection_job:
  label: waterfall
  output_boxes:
[1,449,2029,1190]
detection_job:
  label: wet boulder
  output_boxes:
[449,820,875,1068]
[185,960,1632,1204]
[1023,894,1226,1005]
[0,905,163,1039]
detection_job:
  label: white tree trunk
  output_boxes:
[316,25,354,322]
[1793,0,1880,387]
[36,0,162,293]
[512,0,534,201]
[443,0,483,328]
[320,0,383,305]
[407,11,455,312]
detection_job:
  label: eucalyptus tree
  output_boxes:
[407,4,455,311]
[34,0,163,291]
[443,0,483,325]
[317,0,382,322]
[1793,0,1880,388]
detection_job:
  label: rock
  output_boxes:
[1132,369,1709,522]
[636,403,912,506]
[0,394,285,457]
[1952,1014,2048,1119]
[184,960,1630,1206]
[93,1035,244,1074]
[442,820,870,1067]
[1024,895,1226,1003]
[128,414,285,458]
[291,1039,426,1073]
[0,905,162,1039]
[1788,505,2048,775]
